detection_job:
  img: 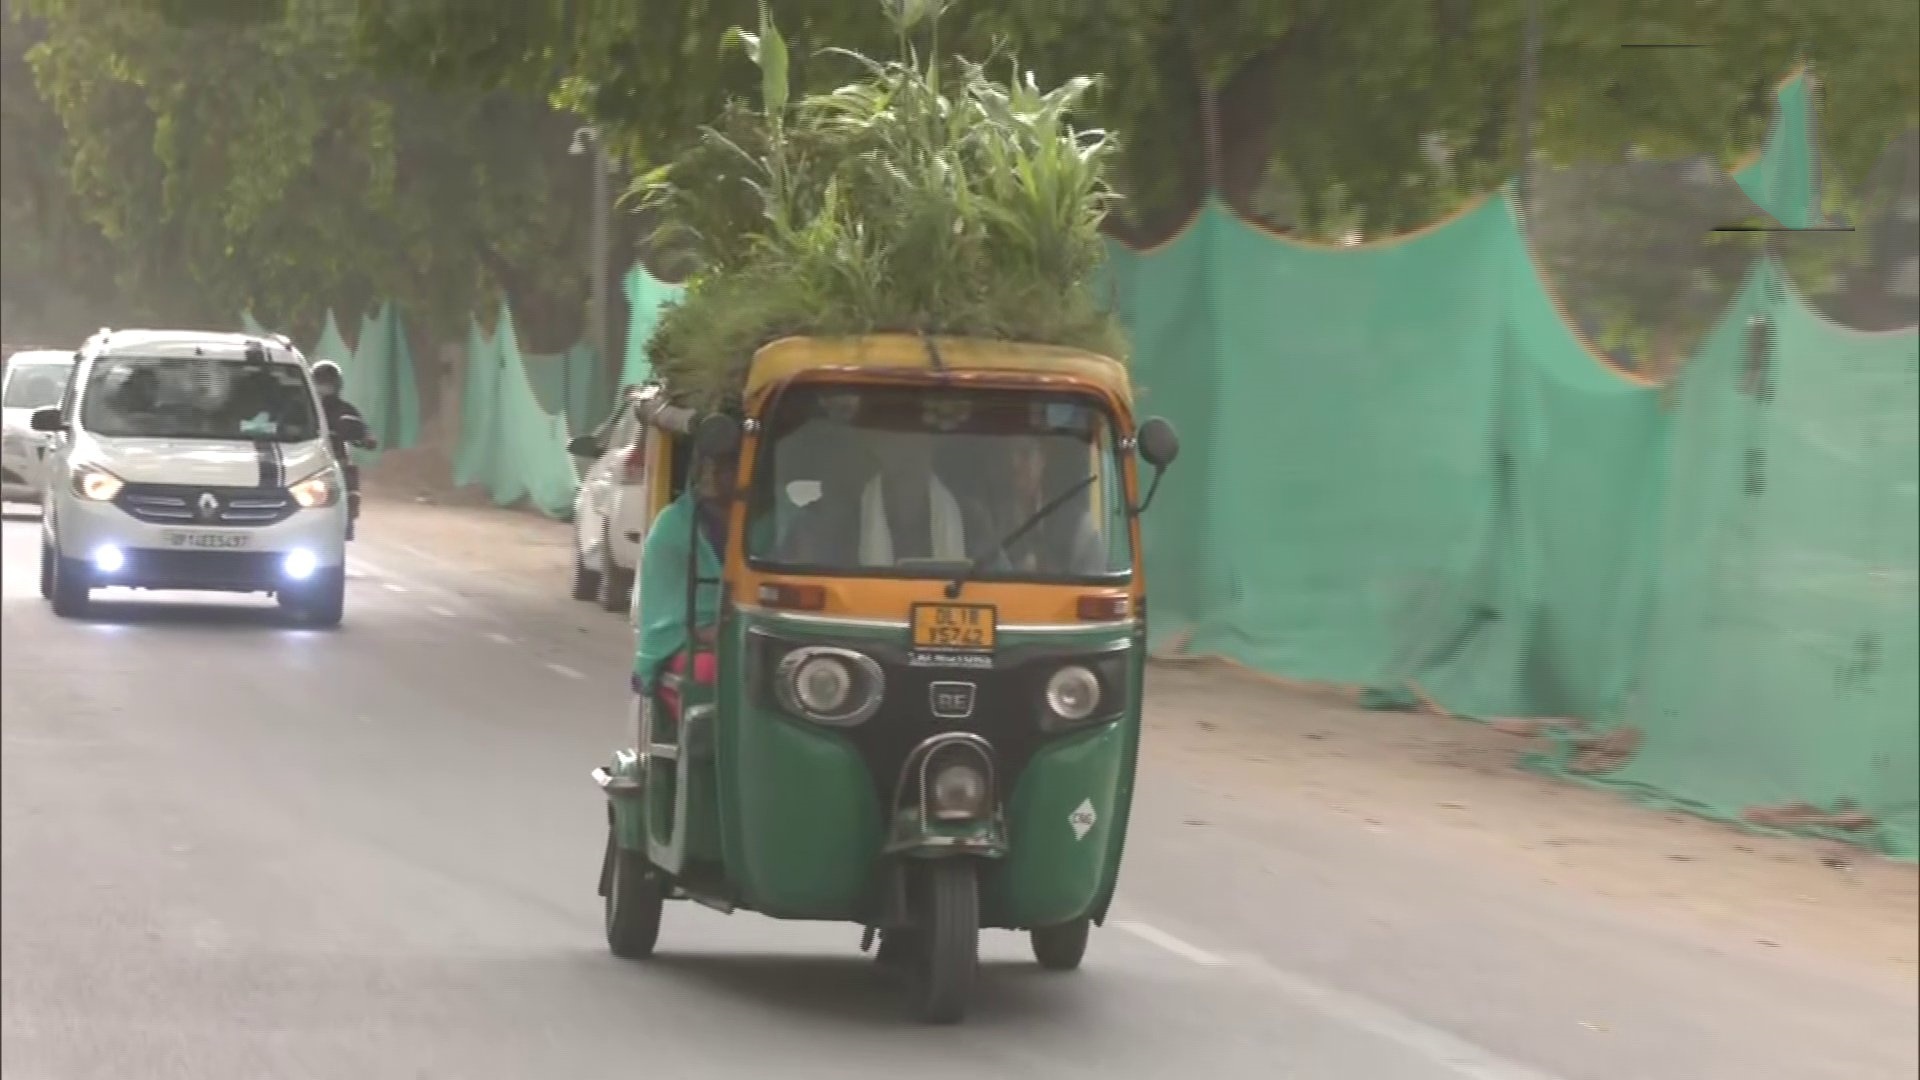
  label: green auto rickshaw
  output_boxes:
[593,333,1179,1023]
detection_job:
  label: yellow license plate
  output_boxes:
[910,603,997,651]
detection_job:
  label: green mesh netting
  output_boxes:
[622,266,684,388]
[236,305,422,462]
[522,340,604,435]
[346,302,423,458]
[311,309,353,368]
[450,304,579,518]
[1736,76,1819,230]
[1540,264,1919,857]
[1100,77,1917,857]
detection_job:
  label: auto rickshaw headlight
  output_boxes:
[775,647,885,726]
[930,762,990,821]
[1044,664,1102,726]
[796,656,851,713]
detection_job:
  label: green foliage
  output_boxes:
[1,11,136,341]
[634,2,1124,411]
[347,0,1918,242]
[12,0,588,345]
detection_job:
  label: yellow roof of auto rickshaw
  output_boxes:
[744,334,1133,405]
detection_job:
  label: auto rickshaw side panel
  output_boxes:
[714,617,889,920]
[981,640,1144,930]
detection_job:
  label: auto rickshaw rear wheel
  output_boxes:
[907,859,978,1025]
[1030,917,1091,971]
[603,833,663,960]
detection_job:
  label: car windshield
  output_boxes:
[3,365,68,409]
[79,354,320,443]
[747,385,1133,583]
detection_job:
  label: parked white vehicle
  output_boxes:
[2,348,78,504]
[567,388,649,612]
[35,329,357,626]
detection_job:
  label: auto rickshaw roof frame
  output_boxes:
[741,334,1134,411]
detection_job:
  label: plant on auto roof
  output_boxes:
[630,0,1126,413]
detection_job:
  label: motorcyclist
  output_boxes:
[310,360,376,537]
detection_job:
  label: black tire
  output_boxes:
[908,859,979,1025]
[598,527,632,613]
[49,554,90,618]
[571,538,601,602]
[875,929,919,969]
[38,537,54,600]
[1030,917,1091,971]
[604,834,663,960]
[278,567,345,628]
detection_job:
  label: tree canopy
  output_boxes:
[9,0,598,347]
[6,0,1913,359]
[343,0,1919,242]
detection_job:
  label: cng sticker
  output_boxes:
[1069,799,1098,841]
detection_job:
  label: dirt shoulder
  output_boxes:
[1143,661,1917,990]
[356,486,1919,993]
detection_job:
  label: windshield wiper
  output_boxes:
[944,473,1098,599]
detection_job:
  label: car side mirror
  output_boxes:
[29,407,64,433]
[567,434,602,459]
[333,414,369,443]
[694,413,742,459]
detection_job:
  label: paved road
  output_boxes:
[2,504,1914,1080]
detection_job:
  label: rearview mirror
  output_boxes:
[29,407,64,433]
[567,434,602,459]
[694,413,742,459]
[1136,417,1180,469]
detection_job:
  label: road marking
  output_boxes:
[1232,954,1566,1080]
[546,662,585,680]
[1113,917,1561,1080]
[1111,920,1229,966]
[429,605,458,618]
[487,632,514,646]
[382,581,408,594]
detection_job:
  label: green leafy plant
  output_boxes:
[628,0,1124,411]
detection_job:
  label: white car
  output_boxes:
[35,329,355,626]
[567,389,649,612]
[2,348,77,504]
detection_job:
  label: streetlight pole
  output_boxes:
[571,125,613,428]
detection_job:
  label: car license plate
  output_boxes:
[910,603,997,651]
[161,530,251,550]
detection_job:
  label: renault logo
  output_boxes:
[196,492,220,521]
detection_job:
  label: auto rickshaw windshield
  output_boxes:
[746,385,1133,582]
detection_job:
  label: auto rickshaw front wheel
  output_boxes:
[602,833,663,960]
[907,858,979,1025]
[1030,917,1091,971]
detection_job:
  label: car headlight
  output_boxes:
[288,468,339,509]
[774,647,884,726]
[1043,664,1102,727]
[71,464,124,502]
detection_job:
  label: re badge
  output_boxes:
[1069,799,1098,841]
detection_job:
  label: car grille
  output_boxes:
[116,483,297,527]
